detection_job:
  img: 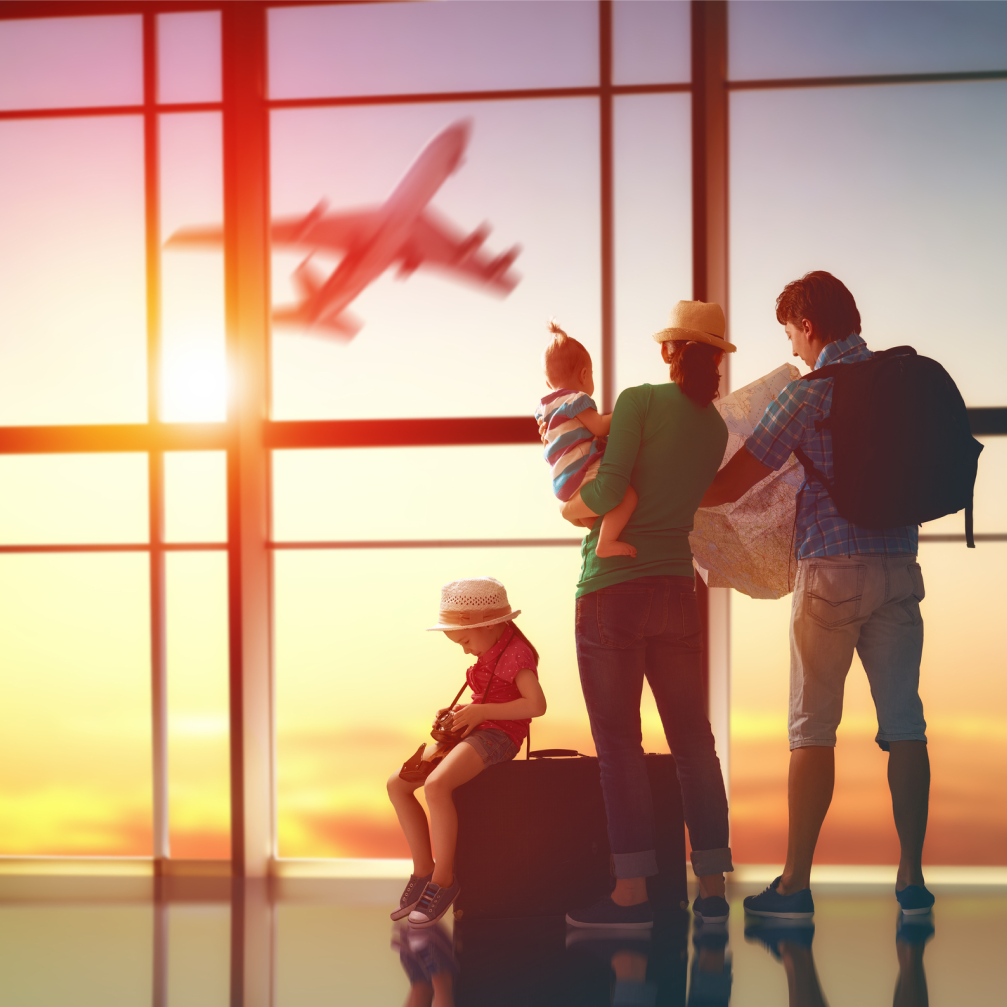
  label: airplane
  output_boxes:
[165,119,521,340]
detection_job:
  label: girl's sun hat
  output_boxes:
[652,300,737,353]
[427,577,521,632]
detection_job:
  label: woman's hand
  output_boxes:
[449,703,485,738]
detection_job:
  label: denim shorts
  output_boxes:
[790,554,927,751]
[461,728,520,766]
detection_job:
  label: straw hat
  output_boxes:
[427,577,521,632]
[652,301,737,352]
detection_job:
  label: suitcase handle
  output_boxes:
[528,748,590,759]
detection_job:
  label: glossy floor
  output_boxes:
[0,879,1003,1006]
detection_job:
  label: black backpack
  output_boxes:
[794,346,984,547]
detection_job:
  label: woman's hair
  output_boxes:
[508,621,539,665]
[662,340,723,407]
[775,270,861,343]
[543,318,591,388]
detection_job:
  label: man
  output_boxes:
[702,271,934,918]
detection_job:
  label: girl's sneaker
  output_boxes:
[391,872,433,921]
[408,878,462,928]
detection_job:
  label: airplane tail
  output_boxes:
[164,224,224,248]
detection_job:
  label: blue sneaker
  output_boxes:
[743,877,814,919]
[565,895,654,930]
[896,884,935,916]
[692,895,730,923]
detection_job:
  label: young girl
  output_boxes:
[386,576,546,928]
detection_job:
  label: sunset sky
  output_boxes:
[0,2,1004,866]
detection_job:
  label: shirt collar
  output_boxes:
[475,622,514,668]
[814,332,869,370]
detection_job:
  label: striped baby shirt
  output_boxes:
[535,389,607,502]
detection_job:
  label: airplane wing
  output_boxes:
[166,203,381,253]
[401,208,521,294]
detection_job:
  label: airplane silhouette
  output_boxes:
[166,120,521,340]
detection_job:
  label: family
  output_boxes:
[386,271,934,931]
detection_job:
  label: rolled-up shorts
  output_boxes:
[461,727,520,766]
[790,554,927,751]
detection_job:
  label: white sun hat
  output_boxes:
[652,300,737,352]
[427,576,521,632]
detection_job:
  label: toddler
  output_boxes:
[535,320,638,558]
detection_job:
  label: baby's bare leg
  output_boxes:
[595,485,639,558]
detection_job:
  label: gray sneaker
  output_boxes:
[565,896,654,930]
[391,872,433,921]
[408,878,461,928]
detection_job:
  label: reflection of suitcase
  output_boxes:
[453,751,687,921]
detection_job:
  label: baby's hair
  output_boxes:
[543,317,592,388]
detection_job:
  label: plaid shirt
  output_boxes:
[746,332,918,560]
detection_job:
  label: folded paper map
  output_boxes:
[690,363,803,600]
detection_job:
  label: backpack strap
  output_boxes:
[966,498,976,549]
[793,445,836,497]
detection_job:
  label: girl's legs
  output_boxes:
[423,741,486,887]
[387,769,436,877]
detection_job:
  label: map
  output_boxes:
[690,364,803,599]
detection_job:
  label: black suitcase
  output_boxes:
[453,751,687,920]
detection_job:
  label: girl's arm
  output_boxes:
[450,669,547,736]
[577,408,612,438]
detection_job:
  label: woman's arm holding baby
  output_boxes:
[449,669,547,736]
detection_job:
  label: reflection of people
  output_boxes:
[386,577,547,927]
[744,919,824,1007]
[703,272,934,921]
[563,301,736,929]
[392,920,458,1007]
[536,320,639,558]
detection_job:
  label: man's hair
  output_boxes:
[543,319,591,387]
[775,271,861,344]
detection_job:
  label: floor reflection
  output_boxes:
[0,879,1003,1005]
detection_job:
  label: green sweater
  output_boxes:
[576,382,728,597]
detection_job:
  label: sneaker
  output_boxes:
[896,884,935,916]
[743,877,814,919]
[692,895,730,923]
[391,872,433,921]
[408,878,461,928]
[565,895,654,930]
[744,917,815,960]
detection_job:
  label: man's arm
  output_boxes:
[700,446,773,507]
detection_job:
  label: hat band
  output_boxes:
[437,606,512,627]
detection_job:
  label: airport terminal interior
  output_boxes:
[1,2,1005,1004]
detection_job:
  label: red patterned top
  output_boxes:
[465,623,538,747]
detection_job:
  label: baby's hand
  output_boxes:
[538,417,548,445]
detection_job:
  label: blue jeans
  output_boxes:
[576,576,733,879]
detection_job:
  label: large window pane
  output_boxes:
[614,93,692,393]
[613,0,690,85]
[158,11,222,105]
[731,542,1007,865]
[160,113,226,423]
[0,554,152,855]
[729,0,1007,81]
[730,82,1007,406]
[164,452,227,544]
[272,445,577,543]
[0,454,148,545]
[0,117,147,425]
[922,437,1007,537]
[167,904,230,1007]
[268,0,599,99]
[0,15,142,111]
[167,553,230,859]
[276,545,673,857]
[269,100,600,420]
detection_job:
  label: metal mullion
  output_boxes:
[0,543,225,553]
[599,0,615,415]
[269,538,584,550]
[143,10,170,867]
[727,69,1007,93]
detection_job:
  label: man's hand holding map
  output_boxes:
[690,364,802,599]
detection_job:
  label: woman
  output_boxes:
[563,300,735,929]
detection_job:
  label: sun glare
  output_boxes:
[161,340,228,422]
